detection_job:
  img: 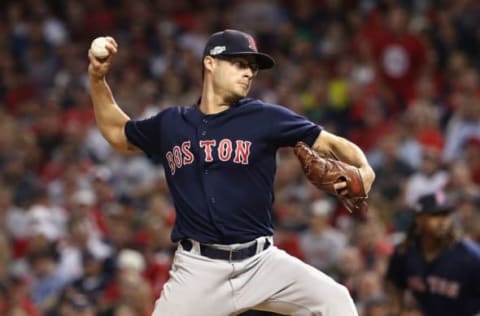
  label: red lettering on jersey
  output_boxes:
[173,146,182,168]
[182,141,194,165]
[233,140,252,164]
[407,276,426,292]
[200,140,216,162]
[427,276,460,298]
[438,279,449,295]
[427,276,439,294]
[218,139,233,161]
[446,282,459,298]
[166,151,176,175]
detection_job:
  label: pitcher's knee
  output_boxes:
[306,280,354,305]
[333,283,355,304]
[322,283,357,315]
[303,287,357,316]
[309,282,354,307]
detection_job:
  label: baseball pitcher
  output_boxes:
[88,29,375,316]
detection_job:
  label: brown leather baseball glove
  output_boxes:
[294,142,368,213]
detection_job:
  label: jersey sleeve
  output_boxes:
[124,112,163,162]
[265,104,321,148]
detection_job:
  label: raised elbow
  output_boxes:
[100,127,134,153]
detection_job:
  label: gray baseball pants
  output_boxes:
[152,237,358,316]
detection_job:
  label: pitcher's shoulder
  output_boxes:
[241,98,294,113]
[159,105,194,118]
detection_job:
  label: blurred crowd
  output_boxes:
[1,0,480,315]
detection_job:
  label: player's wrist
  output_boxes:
[88,71,107,83]
[359,165,375,192]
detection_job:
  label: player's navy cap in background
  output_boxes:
[202,29,275,70]
[414,191,453,214]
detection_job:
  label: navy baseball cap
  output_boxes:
[414,192,453,215]
[202,29,275,70]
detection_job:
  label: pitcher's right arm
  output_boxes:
[88,36,139,153]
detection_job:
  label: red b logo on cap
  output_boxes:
[435,191,445,205]
[246,35,257,51]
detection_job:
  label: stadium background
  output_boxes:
[0,0,480,315]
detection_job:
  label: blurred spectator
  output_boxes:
[355,271,386,315]
[7,306,30,316]
[394,115,423,170]
[446,160,480,203]
[348,97,394,153]
[0,282,8,315]
[464,211,480,245]
[56,215,111,284]
[102,207,136,251]
[443,94,480,163]
[337,246,366,298]
[69,189,105,237]
[101,249,152,316]
[404,146,449,207]
[272,190,309,260]
[69,249,111,305]
[465,136,480,185]
[368,132,414,204]
[26,188,67,242]
[361,295,390,316]
[28,245,68,313]
[274,192,309,232]
[53,292,96,316]
[299,198,347,275]
[365,6,428,104]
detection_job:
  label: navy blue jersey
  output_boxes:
[386,239,480,316]
[125,98,321,244]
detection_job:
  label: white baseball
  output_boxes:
[90,36,110,59]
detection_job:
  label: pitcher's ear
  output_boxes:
[203,56,216,73]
